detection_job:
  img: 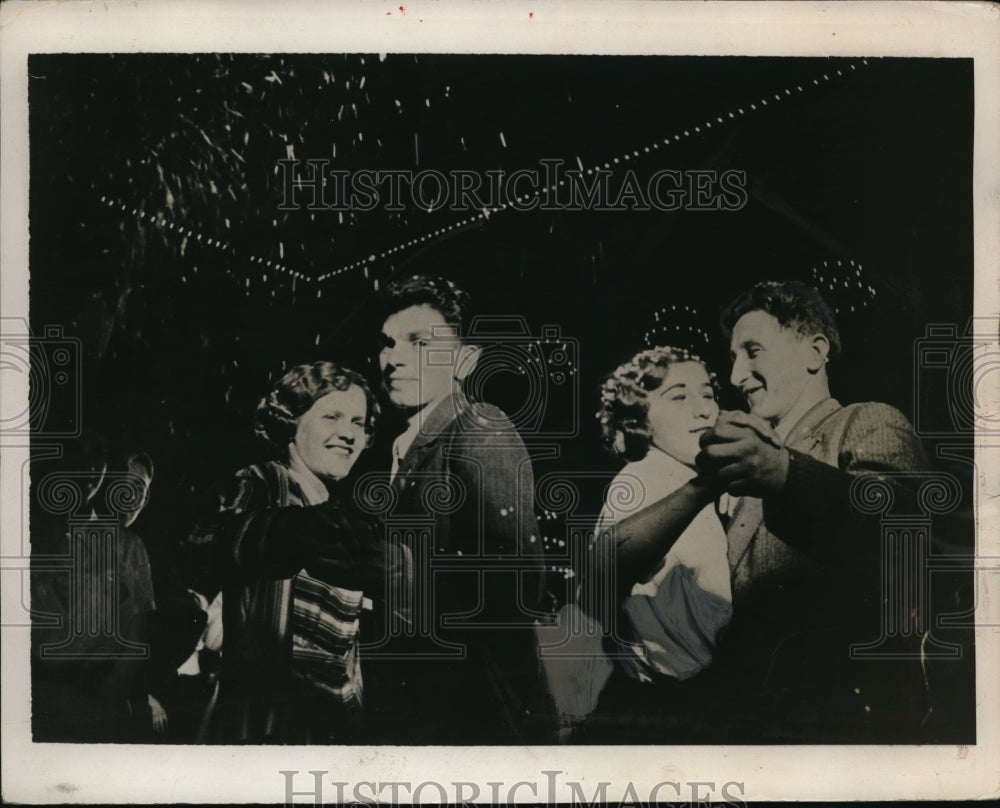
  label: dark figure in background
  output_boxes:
[362,275,551,743]
[609,281,931,742]
[32,443,167,742]
[184,361,400,744]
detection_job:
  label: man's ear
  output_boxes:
[806,333,830,373]
[454,343,482,381]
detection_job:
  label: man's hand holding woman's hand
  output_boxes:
[696,410,790,497]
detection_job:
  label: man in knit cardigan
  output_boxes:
[614,281,931,741]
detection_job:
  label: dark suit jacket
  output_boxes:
[714,398,933,741]
[362,390,550,743]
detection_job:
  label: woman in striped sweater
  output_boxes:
[185,361,400,744]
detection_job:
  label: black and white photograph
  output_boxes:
[2,1,998,803]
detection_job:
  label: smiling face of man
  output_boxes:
[291,386,368,481]
[729,309,823,426]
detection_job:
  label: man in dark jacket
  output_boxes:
[361,275,550,743]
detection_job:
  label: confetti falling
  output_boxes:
[810,259,877,315]
[85,55,875,289]
[28,54,970,562]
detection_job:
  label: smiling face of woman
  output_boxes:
[644,361,719,467]
[291,386,369,481]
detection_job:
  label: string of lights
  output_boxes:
[97,58,874,294]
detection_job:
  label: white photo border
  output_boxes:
[2,1,998,803]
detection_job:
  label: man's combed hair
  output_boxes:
[254,361,378,452]
[380,275,474,338]
[720,280,842,359]
[597,346,719,462]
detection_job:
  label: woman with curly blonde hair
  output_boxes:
[573,346,733,740]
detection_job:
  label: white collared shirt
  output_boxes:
[389,395,451,482]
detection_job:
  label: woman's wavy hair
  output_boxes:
[597,345,719,462]
[254,361,379,453]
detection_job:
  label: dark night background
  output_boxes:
[27,54,977,740]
